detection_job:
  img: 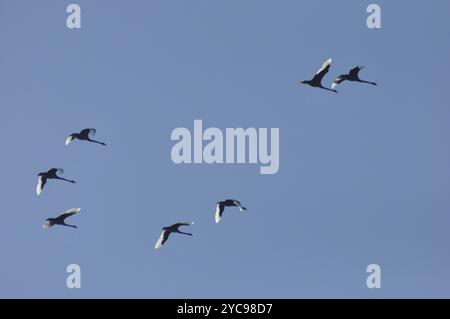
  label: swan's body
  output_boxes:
[66,128,106,146]
[215,199,247,224]
[299,58,338,93]
[36,168,76,195]
[43,208,81,229]
[155,222,194,249]
[332,66,377,89]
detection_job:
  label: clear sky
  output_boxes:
[1,0,450,298]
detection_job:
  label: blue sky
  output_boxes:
[1,0,450,298]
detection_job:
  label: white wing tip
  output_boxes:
[155,241,163,249]
[65,137,72,146]
[88,129,97,139]
[62,208,81,215]
[43,222,51,229]
[215,204,221,223]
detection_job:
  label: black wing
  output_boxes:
[47,168,58,174]
[172,222,194,229]
[349,66,363,79]
[79,128,95,139]
[332,75,346,89]
[36,176,47,195]
[215,203,225,223]
[56,208,80,222]
[231,199,241,206]
[155,230,171,249]
[311,58,332,84]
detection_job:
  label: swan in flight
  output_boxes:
[66,128,106,146]
[298,58,338,93]
[332,66,377,89]
[43,208,81,229]
[155,222,194,249]
[215,199,247,224]
[37,168,76,195]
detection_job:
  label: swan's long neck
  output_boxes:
[88,139,106,146]
[56,176,75,183]
[321,86,338,93]
[358,80,377,86]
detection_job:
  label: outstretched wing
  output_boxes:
[349,66,364,79]
[332,75,346,89]
[312,58,332,84]
[80,128,96,139]
[36,176,46,195]
[57,208,81,221]
[215,204,225,224]
[47,168,64,175]
[172,221,194,229]
[65,135,75,146]
[155,230,170,249]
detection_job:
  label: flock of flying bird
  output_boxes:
[36,130,248,249]
[299,58,377,93]
[35,58,375,249]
